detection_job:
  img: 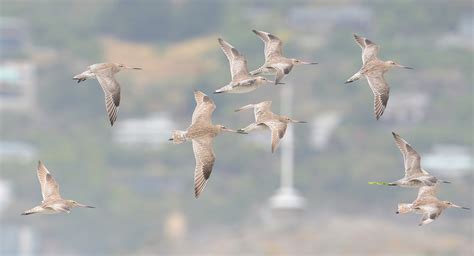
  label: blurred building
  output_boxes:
[0,179,11,216]
[0,61,37,112]
[382,92,429,123]
[0,141,37,162]
[310,111,343,150]
[423,144,472,177]
[0,18,30,59]
[0,18,36,113]
[436,16,474,50]
[1,226,37,256]
[287,5,373,32]
[113,113,175,148]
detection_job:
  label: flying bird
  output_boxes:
[369,132,450,188]
[73,63,141,126]
[250,29,317,85]
[235,101,306,153]
[396,185,470,226]
[214,38,274,94]
[22,161,95,215]
[345,34,413,120]
[169,90,241,198]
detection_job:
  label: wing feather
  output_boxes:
[366,74,390,120]
[392,132,423,177]
[37,161,61,201]
[192,138,215,198]
[96,70,121,126]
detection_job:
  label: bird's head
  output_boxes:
[385,60,412,69]
[280,115,307,124]
[256,76,273,84]
[68,200,95,208]
[116,63,142,71]
[443,201,470,210]
[216,125,237,133]
[291,58,317,65]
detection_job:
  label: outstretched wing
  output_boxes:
[392,132,424,177]
[96,69,121,126]
[416,185,438,200]
[191,90,216,125]
[218,38,250,81]
[263,121,287,153]
[254,101,273,121]
[366,74,390,120]
[192,137,216,198]
[252,29,283,61]
[354,34,380,64]
[37,161,61,201]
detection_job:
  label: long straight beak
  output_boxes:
[451,204,470,210]
[77,203,95,208]
[125,66,142,70]
[397,64,413,69]
[301,61,318,65]
[291,120,307,123]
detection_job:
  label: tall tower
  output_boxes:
[269,84,306,212]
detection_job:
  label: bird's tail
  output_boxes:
[250,66,266,76]
[21,206,43,216]
[368,181,395,186]
[73,71,94,83]
[345,72,362,84]
[396,203,413,214]
[234,104,255,112]
[169,130,187,144]
[214,84,233,94]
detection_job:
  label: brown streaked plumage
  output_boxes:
[73,63,141,126]
[345,34,413,120]
[250,29,317,85]
[369,132,450,188]
[235,101,306,153]
[214,38,273,94]
[21,161,95,216]
[396,185,470,226]
[169,90,241,198]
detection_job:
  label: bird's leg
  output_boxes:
[237,123,259,134]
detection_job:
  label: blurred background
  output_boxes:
[0,0,473,255]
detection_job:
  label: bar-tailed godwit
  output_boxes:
[396,185,470,226]
[345,34,412,120]
[214,38,273,94]
[73,63,141,126]
[250,29,317,84]
[22,161,94,215]
[235,101,306,153]
[369,132,450,188]
[169,90,241,197]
